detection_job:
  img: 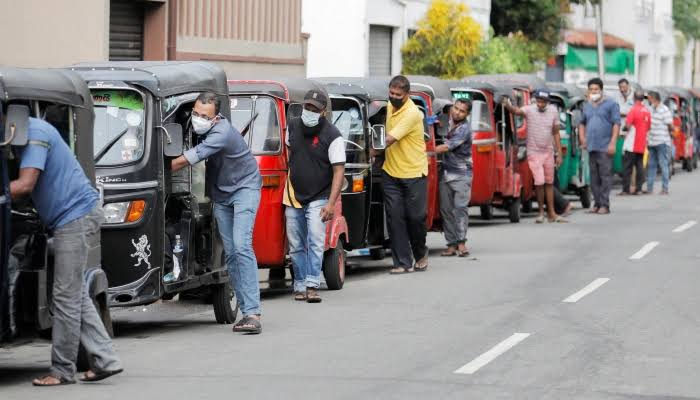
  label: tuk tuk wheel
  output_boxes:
[508,197,521,223]
[369,247,386,260]
[212,282,239,324]
[578,187,591,209]
[480,205,493,220]
[322,239,346,291]
[522,198,533,213]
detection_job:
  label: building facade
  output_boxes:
[302,0,491,78]
[0,0,307,77]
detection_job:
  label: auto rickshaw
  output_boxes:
[665,86,695,172]
[226,78,348,290]
[690,88,700,167]
[71,62,237,323]
[1,67,113,349]
[448,79,523,222]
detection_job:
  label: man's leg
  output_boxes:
[285,205,308,294]
[589,151,602,208]
[658,143,670,192]
[213,203,246,314]
[633,153,645,193]
[598,152,613,209]
[439,179,458,248]
[535,185,545,216]
[230,188,262,316]
[382,172,413,270]
[450,176,471,250]
[77,208,121,373]
[528,153,546,218]
[622,151,634,193]
[646,146,658,192]
[405,176,428,265]
[303,199,328,289]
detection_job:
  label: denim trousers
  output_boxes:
[213,188,261,316]
[285,199,328,292]
[647,144,670,192]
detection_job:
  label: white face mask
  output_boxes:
[590,93,602,102]
[191,115,215,135]
[301,109,321,127]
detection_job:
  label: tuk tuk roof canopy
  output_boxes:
[405,75,453,101]
[228,78,329,105]
[0,66,92,108]
[71,61,229,98]
[463,73,547,92]
[311,78,371,102]
[459,77,516,102]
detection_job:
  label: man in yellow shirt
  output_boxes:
[381,75,429,274]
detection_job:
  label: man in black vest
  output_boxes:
[284,90,345,303]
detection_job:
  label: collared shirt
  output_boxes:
[183,116,261,203]
[647,103,673,147]
[383,98,428,178]
[522,104,558,154]
[19,118,99,229]
[624,102,651,153]
[616,89,634,116]
[580,97,621,152]
[442,119,472,176]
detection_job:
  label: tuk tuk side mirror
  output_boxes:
[162,123,183,157]
[2,104,30,146]
[371,124,386,150]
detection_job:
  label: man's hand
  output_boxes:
[435,144,449,154]
[320,203,335,222]
[555,155,563,168]
[607,142,616,156]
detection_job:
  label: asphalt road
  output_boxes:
[2,170,700,399]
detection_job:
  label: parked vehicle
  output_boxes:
[227,78,349,289]
[71,62,237,323]
[1,66,113,347]
[664,86,695,172]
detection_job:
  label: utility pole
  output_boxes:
[594,1,605,79]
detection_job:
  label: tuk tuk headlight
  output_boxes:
[103,200,146,224]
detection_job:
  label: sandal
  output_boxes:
[32,374,76,387]
[440,247,457,257]
[306,288,322,303]
[80,368,123,382]
[548,215,568,223]
[586,208,600,214]
[457,249,470,257]
[294,292,307,301]
[597,208,610,215]
[389,266,414,275]
[233,316,262,334]
[414,256,428,272]
[535,215,545,224]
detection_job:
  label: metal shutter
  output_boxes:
[109,0,144,61]
[369,25,392,76]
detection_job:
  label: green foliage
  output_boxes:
[490,0,567,51]
[401,0,482,79]
[473,32,544,74]
[673,0,700,40]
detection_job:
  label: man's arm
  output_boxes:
[436,124,470,154]
[320,164,345,222]
[608,124,620,155]
[552,123,562,167]
[501,98,525,116]
[171,155,190,172]
[171,128,228,172]
[9,168,41,200]
[578,124,586,149]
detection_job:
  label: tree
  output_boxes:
[673,0,700,40]
[474,31,542,74]
[490,0,567,51]
[401,0,482,79]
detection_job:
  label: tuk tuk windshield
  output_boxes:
[92,89,146,166]
[230,96,281,155]
[470,99,493,132]
[332,105,365,152]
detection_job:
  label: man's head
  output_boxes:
[192,92,221,134]
[451,98,471,123]
[587,78,604,102]
[618,78,630,95]
[301,89,328,128]
[388,75,411,110]
[533,89,550,111]
[648,90,661,107]
[633,90,645,103]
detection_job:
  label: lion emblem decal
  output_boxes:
[130,235,152,268]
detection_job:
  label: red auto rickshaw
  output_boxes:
[227,78,348,289]
[448,80,523,222]
[664,87,696,172]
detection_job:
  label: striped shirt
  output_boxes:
[522,104,558,154]
[648,103,673,146]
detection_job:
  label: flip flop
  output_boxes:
[440,249,457,257]
[586,208,600,214]
[306,288,322,303]
[80,369,123,382]
[233,316,262,334]
[548,216,568,223]
[293,292,307,301]
[535,215,545,224]
[389,267,414,275]
[32,375,76,387]
[457,249,470,257]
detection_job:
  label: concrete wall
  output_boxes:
[0,0,109,67]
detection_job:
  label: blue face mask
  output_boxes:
[301,109,321,127]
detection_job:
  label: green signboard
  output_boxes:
[452,91,472,100]
[91,90,144,110]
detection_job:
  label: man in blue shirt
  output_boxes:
[578,77,621,215]
[435,98,472,257]
[171,92,263,334]
[10,116,122,386]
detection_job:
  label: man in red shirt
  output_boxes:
[621,90,651,195]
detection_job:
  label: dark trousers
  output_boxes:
[622,151,645,193]
[382,171,427,269]
[589,151,612,209]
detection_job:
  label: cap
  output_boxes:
[533,88,550,100]
[303,89,327,110]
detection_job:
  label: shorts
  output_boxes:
[527,151,554,186]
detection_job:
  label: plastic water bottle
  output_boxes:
[172,235,184,280]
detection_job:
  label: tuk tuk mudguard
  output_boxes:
[324,201,348,251]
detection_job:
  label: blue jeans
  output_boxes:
[285,199,328,292]
[647,144,670,192]
[214,188,261,316]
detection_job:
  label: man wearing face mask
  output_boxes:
[578,78,621,215]
[284,89,345,303]
[378,75,429,274]
[171,92,263,334]
[503,89,565,223]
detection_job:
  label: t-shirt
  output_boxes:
[383,98,428,178]
[522,104,558,154]
[183,117,262,203]
[648,103,673,147]
[283,117,345,207]
[624,102,651,154]
[580,97,621,152]
[616,90,635,116]
[442,120,472,175]
[19,118,99,230]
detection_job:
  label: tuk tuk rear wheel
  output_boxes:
[579,187,591,209]
[322,239,346,291]
[508,198,521,223]
[212,282,239,324]
[480,205,493,220]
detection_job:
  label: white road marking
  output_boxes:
[629,241,660,260]
[562,278,610,303]
[454,333,530,375]
[673,220,697,233]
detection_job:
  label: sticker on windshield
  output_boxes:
[121,149,134,161]
[92,90,144,110]
[106,106,119,119]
